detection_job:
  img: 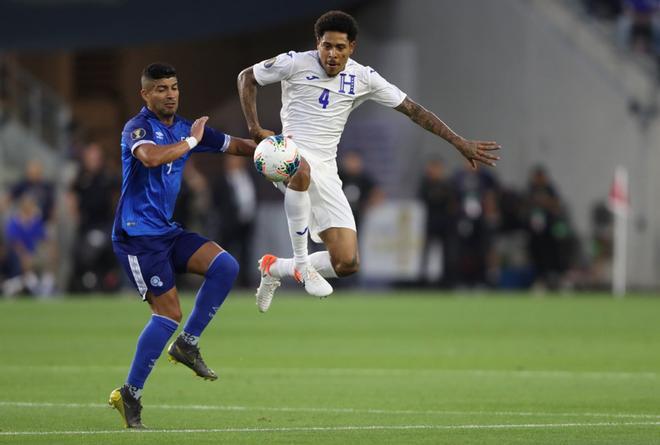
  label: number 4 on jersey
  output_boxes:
[318,88,330,109]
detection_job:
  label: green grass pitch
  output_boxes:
[0,291,659,444]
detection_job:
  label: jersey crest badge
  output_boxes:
[131,128,146,140]
[150,276,163,287]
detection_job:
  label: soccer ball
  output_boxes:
[253,135,301,182]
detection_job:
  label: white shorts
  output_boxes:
[305,157,356,243]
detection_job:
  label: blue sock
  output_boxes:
[126,314,178,390]
[183,251,238,337]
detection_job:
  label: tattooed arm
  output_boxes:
[237,66,275,143]
[394,97,500,169]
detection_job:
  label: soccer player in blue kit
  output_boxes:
[108,63,256,429]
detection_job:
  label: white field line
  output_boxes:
[1,401,660,421]
[1,421,660,436]
[0,365,656,380]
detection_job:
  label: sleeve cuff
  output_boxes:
[130,140,155,157]
[393,94,407,108]
[221,135,231,152]
[253,69,267,86]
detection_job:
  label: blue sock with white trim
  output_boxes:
[182,251,238,339]
[126,314,178,394]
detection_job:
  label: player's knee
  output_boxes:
[334,256,360,277]
[149,291,183,322]
[289,159,311,190]
[224,253,240,282]
[171,309,183,323]
[158,307,183,323]
[208,251,239,283]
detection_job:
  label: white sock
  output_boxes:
[24,272,39,294]
[270,252,338,279]
[284,188,311,268]
[40,272,55,296]
[270,258,295,279]
[309,251,338,278]
[2,276,23,296]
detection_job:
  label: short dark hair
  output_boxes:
[141,62,177,81]
[314,10,358,42]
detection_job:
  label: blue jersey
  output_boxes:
[5,214,46,253]
[112,106,230,240]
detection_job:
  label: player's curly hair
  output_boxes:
[314,10,358,42]
[142,62,177,81]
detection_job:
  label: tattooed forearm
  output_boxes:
[395,98,463,146]
[395,98,500,167]
[237,67,262,140]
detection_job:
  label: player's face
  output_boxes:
[317,32,355,77]
[141,77,179,119]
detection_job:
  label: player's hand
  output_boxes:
[190,116,209,142]
[454,139,501,169]
[250,128,275,143]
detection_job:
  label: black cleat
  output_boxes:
[108,385,146,429]
[167,336,218,381]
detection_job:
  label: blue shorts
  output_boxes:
[112,229,209,300]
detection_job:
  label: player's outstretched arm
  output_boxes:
[394,97,500,169]
[237,66,275,142]
[135,117,208,167]
[225,137,257,157]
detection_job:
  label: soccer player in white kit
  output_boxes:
[238,10,500,311]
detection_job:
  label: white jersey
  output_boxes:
[253,50,406,162]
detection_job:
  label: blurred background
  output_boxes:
[1,0,660,298]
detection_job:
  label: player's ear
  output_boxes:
[140,77,154,100]
[349,40,356,55]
